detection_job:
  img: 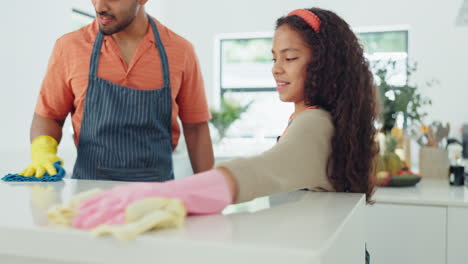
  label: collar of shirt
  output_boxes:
[91,19,156,73]
[83,19,156,45]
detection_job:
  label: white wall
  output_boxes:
[1,0,467,175]
[0,1,74,175]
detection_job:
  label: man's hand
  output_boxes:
[20,135,63,178]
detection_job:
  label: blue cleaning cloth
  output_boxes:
[2,161,66,182]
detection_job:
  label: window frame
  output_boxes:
[354,25,410,81]
[214,32,275,102]
[214,26,410,139]
[215,26,410,98]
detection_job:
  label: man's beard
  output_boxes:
[97,2,138,35]
[99,17,134,35]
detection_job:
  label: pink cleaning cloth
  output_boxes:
[72,169,233,229]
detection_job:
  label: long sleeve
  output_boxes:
[217,109,335,203]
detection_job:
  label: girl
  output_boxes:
[72,7,378,229]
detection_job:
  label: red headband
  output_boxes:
[288,9,321,33]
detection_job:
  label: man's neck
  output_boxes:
[112,10,148,44]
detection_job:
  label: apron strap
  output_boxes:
[149,17,171,89]
[88,16,171,89]
[89,31,104,77]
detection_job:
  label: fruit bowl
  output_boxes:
[376,170,422,187]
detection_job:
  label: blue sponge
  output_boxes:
[2,161,66,182]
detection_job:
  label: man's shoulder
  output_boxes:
[57,22,96,47]
[151,17,193,49]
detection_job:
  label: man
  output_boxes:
[20,0,214,181]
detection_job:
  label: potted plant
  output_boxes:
[210,98,252,142]
[374,60,434,174]
[374,60,433,133]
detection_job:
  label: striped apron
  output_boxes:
[72,17,174,182]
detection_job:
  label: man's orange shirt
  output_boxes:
[35,18,211,149]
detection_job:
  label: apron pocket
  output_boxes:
[96,167,162,182]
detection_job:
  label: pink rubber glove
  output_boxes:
[72,169,233,229]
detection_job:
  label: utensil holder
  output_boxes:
[419,147,449,179]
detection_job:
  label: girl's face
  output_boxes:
[272,24,313,105]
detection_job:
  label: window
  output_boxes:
[216,28,409,139]
[217,33,293,139]
[356,27,409,86]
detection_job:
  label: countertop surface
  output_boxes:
[0,179,364,264]
[373,178,468,207]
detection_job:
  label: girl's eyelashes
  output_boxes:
[272,57,298,62]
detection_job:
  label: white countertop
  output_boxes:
[0,179,365,264]
[373,178,468,207]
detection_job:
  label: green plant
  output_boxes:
[375,60,433,133]
[210,98,252,141]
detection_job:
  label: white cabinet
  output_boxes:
[367,203,447,264]
[448,207,468,264]
[369,180,468,263]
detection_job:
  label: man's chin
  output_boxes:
[99,26,117,36]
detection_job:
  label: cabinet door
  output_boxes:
[367,203,446,264]
[448,207,468,264]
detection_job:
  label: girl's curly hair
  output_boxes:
[277,8,378,203]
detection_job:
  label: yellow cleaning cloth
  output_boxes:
[47,191,186,240]
[91,198,186,240]
[47,188,103,226]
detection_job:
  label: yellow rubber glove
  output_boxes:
[20,135,63,178]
